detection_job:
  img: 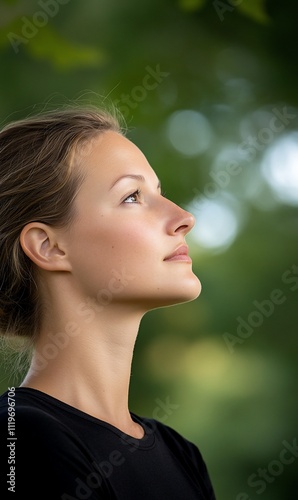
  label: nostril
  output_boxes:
[175,224,189,233]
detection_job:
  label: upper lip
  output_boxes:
[164,244,189,260]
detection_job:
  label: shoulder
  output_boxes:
[152,418,216,498]
[144,416,204,459]
[138,415,216,493]
[0,388,95,459]
[1,388,69,435]
[0,392,84,457]
[0,390,108,498]
[136,414,207,466]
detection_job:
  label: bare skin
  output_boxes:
[20,131,201,439]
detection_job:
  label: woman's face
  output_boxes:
[63,131,201,312]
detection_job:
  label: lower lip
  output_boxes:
[164,255,192,262]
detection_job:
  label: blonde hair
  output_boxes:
[0,106,122,343]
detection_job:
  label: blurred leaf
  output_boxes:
[237,0,271,24]
[178,0,207,12]
[26,25,107,70]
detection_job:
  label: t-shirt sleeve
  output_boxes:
[152,419,216,499]
[0,406,109,500]
[184,439,217,499]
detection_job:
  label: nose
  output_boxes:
[165,198,195,236]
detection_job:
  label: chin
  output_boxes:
[180,273,202,298]
[151,277,202,310]
[171,283,202,306]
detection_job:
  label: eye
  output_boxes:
[123,189,141,203]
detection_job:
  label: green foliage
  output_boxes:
[26,26,106,70]
[237,0,271,24]
[0,0,297,498]
[178,0,207,12]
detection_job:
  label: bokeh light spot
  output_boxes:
[261,132,298,206]
[166,109,213,157]
[187,196,241,252]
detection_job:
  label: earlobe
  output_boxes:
[20,222,71,272]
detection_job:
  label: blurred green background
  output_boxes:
[0,0,297,498]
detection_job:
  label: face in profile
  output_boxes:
[61,131,202,313]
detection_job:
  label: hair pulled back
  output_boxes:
[0,106,121,342]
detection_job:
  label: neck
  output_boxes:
[21,302,144,437]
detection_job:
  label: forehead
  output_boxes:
[74,131,160,199]
[83,131,151,175]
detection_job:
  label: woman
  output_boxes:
[0,106,216,499]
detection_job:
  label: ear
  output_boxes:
[20,222,72,272]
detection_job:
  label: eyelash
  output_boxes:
[123,188,166,204]
[123,189,141,204]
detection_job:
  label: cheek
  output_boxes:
[68,214,157,283]
[103,220,155,256]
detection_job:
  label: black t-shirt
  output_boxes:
[0,387,216,499]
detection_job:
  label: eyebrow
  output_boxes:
[110,174,161,190]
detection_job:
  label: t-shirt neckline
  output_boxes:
[14,386,156,449]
